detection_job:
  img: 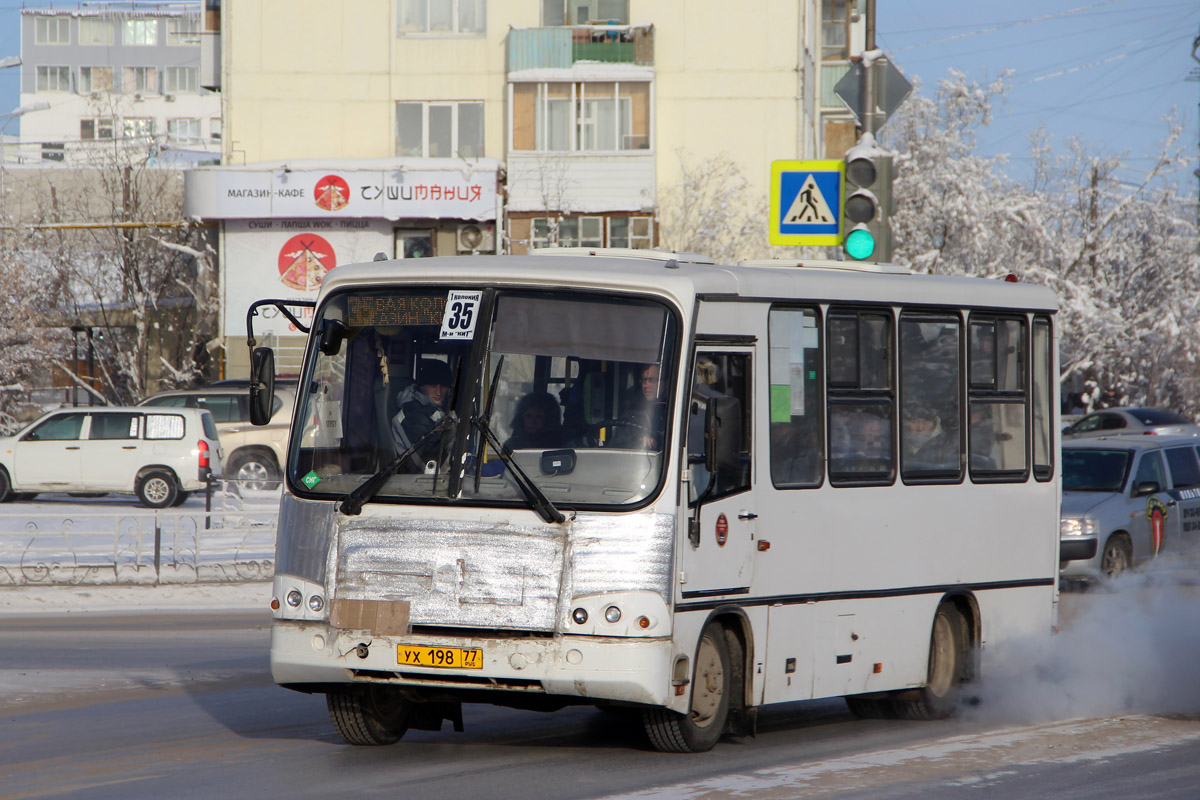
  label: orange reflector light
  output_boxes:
[873,663,883,674]
[638,616,650,629]
[674,685,686,696]
[270,597,280,610]
[757,540,770,551]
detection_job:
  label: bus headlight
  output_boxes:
[286,589,303,607]
[1060,517,1098,538]
[308,594,325,613]
[604,606,622,623]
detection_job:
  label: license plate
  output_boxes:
[397,645,483,670]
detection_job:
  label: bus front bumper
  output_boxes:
[270,620,677,708]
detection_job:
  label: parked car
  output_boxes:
[139,382,295,489]
[0,406,222,508]
[1063,407,1200,439]
[1060,434,1200,581]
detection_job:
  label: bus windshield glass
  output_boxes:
[289,288,678,509]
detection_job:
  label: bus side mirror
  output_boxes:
[249,346,276,426]
[705,396,742,475]
[319,318,348,356]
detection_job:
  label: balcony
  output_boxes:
[508,24,654,72]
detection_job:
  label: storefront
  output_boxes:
[183,159,503,376]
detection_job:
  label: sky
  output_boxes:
[1,0,1198,189]
[877,0,1200,188]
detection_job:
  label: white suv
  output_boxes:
[139,382,295,489]
[0,406,223,508]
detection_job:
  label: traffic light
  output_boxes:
[843,139,893,262]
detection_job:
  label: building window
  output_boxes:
[822,0,852,61]
[41,142,65,162]
[210,118,222,140]
[124,66,157,93]
[79,66,114,93]
[167,17,201,45]
[167,118,200,142]
[123,18,158,46]
[395,101,483,158]
[512,81,650,152]
[80,117,115,140]
[608,216,652,248]
[543,0,629,25]
[36,66,70,92]
[35,16,70,45]
[165,66,199,93]
[531,216,603,248]
[397,0,485,35]
[79,19,115,46]
[123,118,156,139]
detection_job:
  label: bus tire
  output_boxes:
[0,467,12,502]
[845,695,896,719]
[892,603,968,720]
[642,621,731,753]
[327,687,412,746]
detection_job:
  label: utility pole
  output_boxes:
[861,0,878,138]
[1191,27,1199,212]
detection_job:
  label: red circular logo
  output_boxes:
[278,234,336,291]
[715,513,729,547]
[314,174,350,211]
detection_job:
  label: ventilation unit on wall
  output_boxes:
[133,91,144,102]
[164,94,175,102]
[456,223,495,253]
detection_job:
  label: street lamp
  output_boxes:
[1,101,51,218]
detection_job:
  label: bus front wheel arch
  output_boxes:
[642,620,732,753]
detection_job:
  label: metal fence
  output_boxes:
[0,481,278,586]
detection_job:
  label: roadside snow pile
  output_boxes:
[0,581,271,614]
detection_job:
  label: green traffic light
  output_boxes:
[845,227,876,260]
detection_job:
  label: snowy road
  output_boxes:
[4,582,1200,799]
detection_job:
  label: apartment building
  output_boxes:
[15,2,220,165]
[182,0,863,375]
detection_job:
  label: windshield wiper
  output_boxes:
[339,413,457,516]
[470,416,566,524]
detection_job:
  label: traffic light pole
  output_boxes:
[861,0,878,138]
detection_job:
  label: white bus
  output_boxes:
[249,250,1060,753]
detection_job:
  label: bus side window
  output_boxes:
[827,307,894,485]
[688,352,752,503]
[767,307,823,488]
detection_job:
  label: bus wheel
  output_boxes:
[892,603,968,721]
[845,695,896,719]
[327,686,412,746]
[642,621,731,753]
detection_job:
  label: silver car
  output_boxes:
[1063,407,1199,439]
[1060,434,1200,580]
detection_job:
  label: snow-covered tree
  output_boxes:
[656,150,771,264]
[882,70,1200,416]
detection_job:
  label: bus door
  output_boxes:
[681,349,756,596]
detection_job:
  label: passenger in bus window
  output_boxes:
[505,392,565,450]
[391,358,452,471]
[903,404,958,470]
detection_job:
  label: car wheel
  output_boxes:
[136,470,179,509]
[230,451,281,491]
[171,490,191,507]
[327,686,412,746]
[0,468,12,502]
[642,621,732,753]
[1101,534,1133,578]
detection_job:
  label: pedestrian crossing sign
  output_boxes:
[769,160,845,246]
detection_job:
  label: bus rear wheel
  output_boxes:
[643,621,731,753]
[327,686,412,746]
[892,603,969,720]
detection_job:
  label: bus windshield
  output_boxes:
[289,288,678,509]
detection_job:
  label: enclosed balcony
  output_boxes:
[507,24,654,71]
